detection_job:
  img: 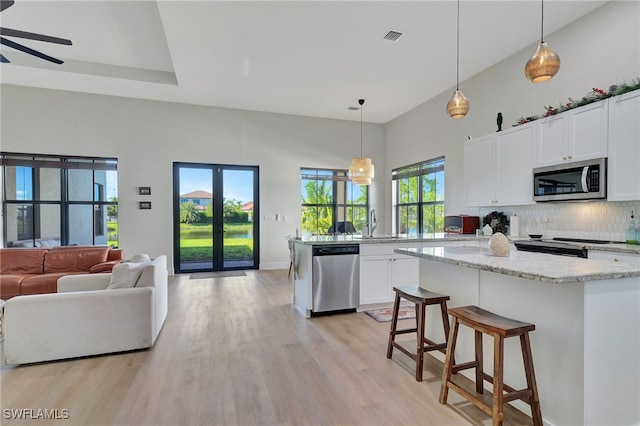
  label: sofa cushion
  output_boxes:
[0,249,47,274]
[44,247,109,273]
[130,254,151,263]
[0,274,34,299]
[20,273,83,295]
[107,262,147,289]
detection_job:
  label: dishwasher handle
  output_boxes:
[312,245,360,256]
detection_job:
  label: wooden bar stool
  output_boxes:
[386,285,451,382]
[439,305,543,426]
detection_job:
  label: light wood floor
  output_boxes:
[1,270,533,425]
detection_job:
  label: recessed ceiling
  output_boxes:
[0,1,608,123]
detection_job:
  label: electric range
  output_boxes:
[514,237,624,258]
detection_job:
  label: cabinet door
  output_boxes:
[360,256,391,305]
[570,100,608,162]
[389,256,420,288]
[608,91,640,201]
[465,134,496,206]
[537,113,569,166]
[496,123,535,206]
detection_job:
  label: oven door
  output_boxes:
[533,158,606,201]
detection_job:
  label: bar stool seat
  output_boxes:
[386,285,451,382]
[439,305,543,426]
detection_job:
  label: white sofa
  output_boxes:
[3,255,168,365]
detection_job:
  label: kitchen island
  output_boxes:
[396,245,640,426]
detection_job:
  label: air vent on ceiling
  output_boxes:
[348,106,360,111]
[383,30,404,42]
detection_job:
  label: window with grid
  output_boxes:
[1,153,118,247]
[392,157,445,235]
[300,168,368,235]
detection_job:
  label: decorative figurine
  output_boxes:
[496,112,503,132]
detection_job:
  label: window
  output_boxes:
[392,157,445,234]
[301,168,368,235]
[1,153,118,248]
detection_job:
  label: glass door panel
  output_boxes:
[177,167,214,272]
[222,168,257,269]
[174,163,258,273]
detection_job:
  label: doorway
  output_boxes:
[173,162,259,273]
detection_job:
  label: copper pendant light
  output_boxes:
[446,0,469,119]
[525,0,560,83]
[348,99,374,185]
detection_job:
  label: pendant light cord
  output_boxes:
[359,99,364,157]
[540,0,545,43]
[456,0,460,91]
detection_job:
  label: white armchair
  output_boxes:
[3,255,168,365]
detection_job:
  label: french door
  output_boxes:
[173,162,259,273]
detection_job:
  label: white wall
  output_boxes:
[0,88,385,272]
[385,1,640,224]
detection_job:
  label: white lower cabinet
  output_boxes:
[360,255,393,304]
[359,244,420,306]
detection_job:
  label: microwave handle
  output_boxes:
[581,167,589,192]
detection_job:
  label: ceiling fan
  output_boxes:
[0,0,72,64]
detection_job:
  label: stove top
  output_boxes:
[514,240,589,258]
[552,237,624,245]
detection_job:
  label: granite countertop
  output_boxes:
[395,246,640,284]
[287,233,640,254]
[288,233,478,245]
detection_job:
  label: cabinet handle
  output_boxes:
[568,155,573,159]
[563,156,567,160]
[614,258,619,262]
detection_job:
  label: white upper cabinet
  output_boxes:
[496,123,536,206]
[607,90,640,201]
[536,99,608,167]
[465,123,535,207]
[465,134,496,207]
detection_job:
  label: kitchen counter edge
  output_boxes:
[395,246,640,284]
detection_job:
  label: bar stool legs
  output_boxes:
[386,285,451,382]
[439,306,543,426]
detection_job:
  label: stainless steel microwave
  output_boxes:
[533,158,607,202]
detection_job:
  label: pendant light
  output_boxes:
[525,0,560,83]
[348,99,374,186]
[446,0,469,119]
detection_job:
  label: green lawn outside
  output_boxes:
[107,222,253,260]
[180,223,253,261]
[107,221,118,247]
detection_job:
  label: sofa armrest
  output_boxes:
[4,287,154,365]
[89,259,122,273]
[57,274,112,292]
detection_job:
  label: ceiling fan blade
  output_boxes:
[0,27,72,45]
[0,37,63,64]
[0,53,9,63]
[0,1,15,12]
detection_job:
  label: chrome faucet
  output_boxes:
[369,209,378,237]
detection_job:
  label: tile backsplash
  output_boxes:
[480,201,640,242]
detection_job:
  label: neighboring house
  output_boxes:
[180,190,212,211]
[240,201,254,222]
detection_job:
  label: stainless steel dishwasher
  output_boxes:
[311,244,359,315]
